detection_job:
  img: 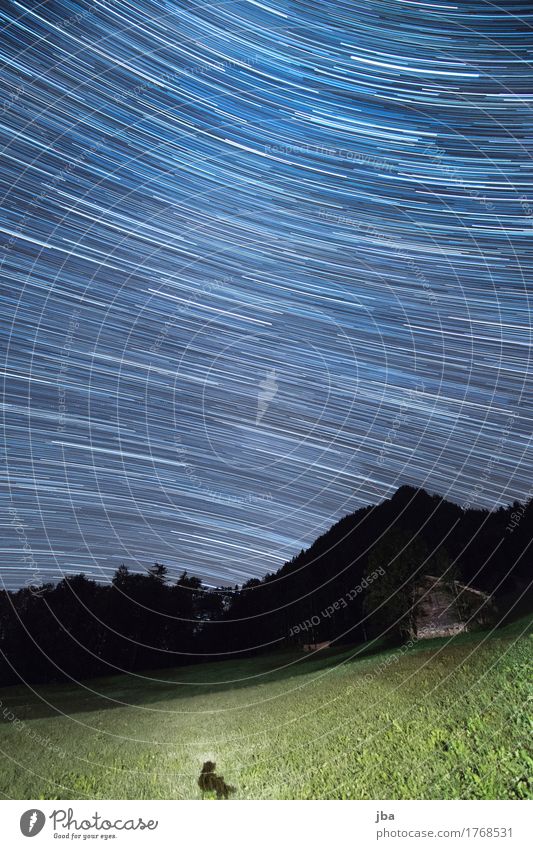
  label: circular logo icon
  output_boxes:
[20,809,46,837]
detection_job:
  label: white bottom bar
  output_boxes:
[2,799,531,848]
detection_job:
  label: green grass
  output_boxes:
[0,616,531,799]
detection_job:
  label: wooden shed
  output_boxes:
[410,574,494,640]
[302,640,331,652]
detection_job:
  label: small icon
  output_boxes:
[20,809,45,837]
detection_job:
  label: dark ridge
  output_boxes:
[0,486,531,685]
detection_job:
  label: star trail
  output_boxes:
[1,0,532,589]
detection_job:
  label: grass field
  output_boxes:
[0,616,531,800]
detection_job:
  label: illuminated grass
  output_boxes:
[0,616,531,800]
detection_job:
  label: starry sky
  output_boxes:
[1,0,532,590]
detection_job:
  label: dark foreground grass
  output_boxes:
[0,616,531,799]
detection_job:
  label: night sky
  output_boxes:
[1,0,532,590]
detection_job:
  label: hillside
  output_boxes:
[222,485,533,652]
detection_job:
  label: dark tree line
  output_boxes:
[1,486,531,686]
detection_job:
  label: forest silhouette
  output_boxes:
[1,486,531,686]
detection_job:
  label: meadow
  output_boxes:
[0,616,531,800]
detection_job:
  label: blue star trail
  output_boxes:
[1,0,532,589]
